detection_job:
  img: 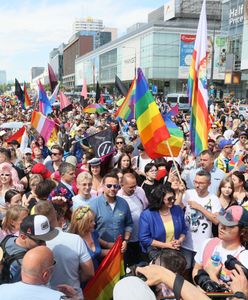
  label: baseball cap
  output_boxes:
[219,139,233,150]
[113,276,156,300]
[24,148,32,154]
[217,206,248,227]
[20,215,58,241]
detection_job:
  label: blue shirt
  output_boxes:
[90,194,133,242]
[85,231,102,270]
[181,166,226,195]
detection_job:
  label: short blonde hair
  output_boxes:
[69,206,95,236]
[76,172,92,185]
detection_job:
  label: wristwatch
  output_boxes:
[232,292,247,300]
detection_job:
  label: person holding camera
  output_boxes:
[193,205,248,299]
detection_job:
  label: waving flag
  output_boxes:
[163,116,184,157]
[135,68,170,159]
[115,78,135,121]
[188,0,208,156]
[83,235,124,300]
[59,92,72,111]
[38,80,53,116]
[15,79,24,106]
[31,111,55,142]
[49,83,60,104]
[115,75,128,96]
[23,83,31,109]
[48,63,58,93]
[6,126,25,144]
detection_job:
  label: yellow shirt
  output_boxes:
[163,216,175,243]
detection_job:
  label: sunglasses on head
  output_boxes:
[105,184,120,189]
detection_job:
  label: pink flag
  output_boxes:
[59,92,72,111]
[81,79,87,99]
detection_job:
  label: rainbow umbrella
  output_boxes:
[83,104,108,114]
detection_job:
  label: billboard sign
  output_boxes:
[164,0,176,22]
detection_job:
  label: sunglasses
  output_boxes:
[51,152,61,156]
[1,173,10,177]
[105,184,120,189]
[116,141,123,145]
[167,196,176,203]
[25,153,32,156]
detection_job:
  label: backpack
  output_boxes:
[0,235,26,284]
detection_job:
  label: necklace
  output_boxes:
[160,210,170,216]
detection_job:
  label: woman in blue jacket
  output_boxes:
[139,184,187,253]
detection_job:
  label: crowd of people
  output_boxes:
[0,94,247,299]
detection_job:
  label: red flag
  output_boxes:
[99,94,105,105]
[6,126,25,144]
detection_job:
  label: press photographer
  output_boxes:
[193,206,248,299]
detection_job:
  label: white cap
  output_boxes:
[113,277,156,300]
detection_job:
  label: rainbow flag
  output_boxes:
[23,83,31,109]
[115,78,136,121]
[31,111,55,143]
[188,0,208,156]
[83,235,124,300]
[163,116,184,157]
[135,68,170,159]
[38,80,53,116]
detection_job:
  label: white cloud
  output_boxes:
[0,0,159,81]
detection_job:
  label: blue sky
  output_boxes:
[0,0,165,82]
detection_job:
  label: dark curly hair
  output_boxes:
[149,184,175,211]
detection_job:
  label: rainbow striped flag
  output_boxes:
[115,78,136,121]
[163,116,184,157]
[188,0,208,156]
[31,111,55,143]
[135,68,170,159]
[83,235,124,300]
[23,83,31,109]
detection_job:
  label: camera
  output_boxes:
[194,269,229,293]
[225,255,248,279]
[125,261,148,281]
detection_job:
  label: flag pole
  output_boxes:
[165,140,184,184]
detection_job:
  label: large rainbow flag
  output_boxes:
[163,116,184,157]
[83,235,124,300]
[188,0,208,156]
[135,68,170,159]
[31,111,55,142]
[115,78,136,121]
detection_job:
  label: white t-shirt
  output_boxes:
[182,189,221,252]
[0,281,64,300]
[195,238,248,268]
[195,238,248,282]
[46,228,91,295]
